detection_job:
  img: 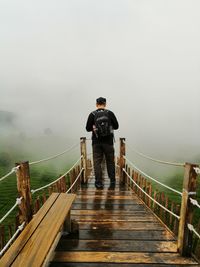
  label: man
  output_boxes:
[86,97,119,189]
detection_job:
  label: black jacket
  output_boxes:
[86,108,119,145]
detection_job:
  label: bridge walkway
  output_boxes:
[50,175,198,267]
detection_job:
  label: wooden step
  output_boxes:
[79,187,130,192]
[75,198,143,206]
[62,229,176,241]
[72,203,147,211]
[56,239,177,252]
[50,263,199,267]
[77,221,165,230]
[72,215,157,222]
[71,210,155,216]
[53,251,198,265]
[77,190,134,196]
[76,195,138,200]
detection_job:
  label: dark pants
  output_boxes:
[92,143,115,184]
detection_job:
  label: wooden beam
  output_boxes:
[178,162,199,256]
[15,161,32,224]
[80,137,87,184]
[119,138,126,184]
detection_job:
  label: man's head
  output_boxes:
[96,97,106,109]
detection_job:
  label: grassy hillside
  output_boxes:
[0,142,79,227]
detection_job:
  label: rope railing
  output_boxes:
[0,221,25,257]
[0,197,23,224]
[124,156,182,196]
[31,156,83,194]
[125,141,185,167]
[0,166,20,183]
[188,224,200,239]
[0,143,80,182]
[66,168,84,194]
[0,137,90,258]
[123,168,180,220]
[190,198,200,209]
[194,167,200,175]
[29,142,79,166]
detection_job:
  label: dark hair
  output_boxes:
[96,97,106,105]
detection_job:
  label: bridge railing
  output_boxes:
[0,138,92,257]
[117,138,200,259]
[1,136,200,260]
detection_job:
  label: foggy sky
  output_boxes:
[1,0,200,162]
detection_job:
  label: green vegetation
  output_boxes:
[0,147,76,228]
[148,171,200,225]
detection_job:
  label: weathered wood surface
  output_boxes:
[76,195,139,200]
[50,177,198,266]
[77,221,165,230]
[72,215,157,222]
[50,264,199,267]
[64,229,176,241]
[57,239,177,252]
[80,137,87,183]
[72,203,147,211]
[53,252,198,264]
[0,193,76,267]
[178,163,199,256]
[71,209,158,216]
[16,161,32,223]
[0,193,59,266]
[74,199,143,204]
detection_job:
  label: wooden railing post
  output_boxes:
[80,137,87,184]
[15,161,32,225]
[178,162,199,256]
[119,138,126,184]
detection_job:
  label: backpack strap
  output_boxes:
[92,110,97,116]
[92,109,109,115]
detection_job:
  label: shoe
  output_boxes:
[108,180,116,190]
[95,182,104,189]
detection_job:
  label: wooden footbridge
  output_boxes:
[0,138,200,266]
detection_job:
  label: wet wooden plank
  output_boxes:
[77,193,135,197]
[72,203,147,211]
[76,195,138,200]
[53,252,198,264]
[0,193,60,267]
[72,215,157,222]
[63,229,176,241]
[79,189,130,193]
[50,263,199,267]
[74,199,142,205]
[62,229,176,241]
[56,239,177,252]
[11,194,76,267]
[78,221,165,230]
[82,184,128,189]
[71,210,153,216]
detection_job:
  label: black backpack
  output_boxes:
[93,109,112,138]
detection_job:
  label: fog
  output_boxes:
[1,0,200,169]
